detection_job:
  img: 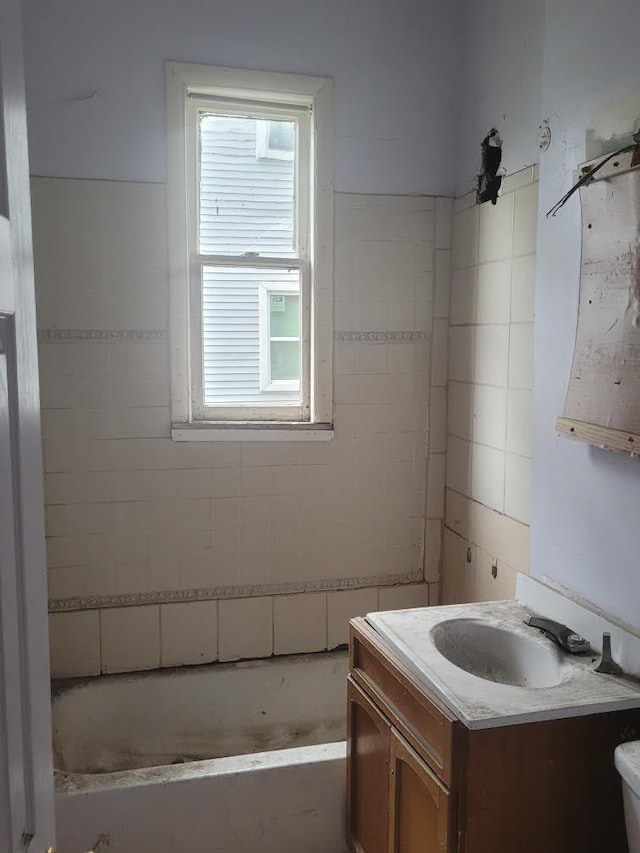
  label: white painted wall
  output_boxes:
[26,0,640,632]
[454,0,544,196]
[22,0,459,195]
[532,0,640,629]
[453,0,640,629]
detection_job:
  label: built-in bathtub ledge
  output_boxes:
[56,741,347,795]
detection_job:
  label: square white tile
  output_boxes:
[274,593,327,654]
[101,606,160,674]
[49,611,101,678]
[160,601,218,667]
[218,596,273,661]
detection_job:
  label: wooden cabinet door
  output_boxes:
[388,728,453,853]
[347,677,391,853]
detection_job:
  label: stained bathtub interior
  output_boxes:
[53,650,351,852]
[53,650,348,776]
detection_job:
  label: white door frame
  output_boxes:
[0,0,56,849]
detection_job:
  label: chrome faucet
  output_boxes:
[524,615,591,654]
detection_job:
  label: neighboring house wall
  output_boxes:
[442,167,537,603]
[199,117,295,256]
[37,178,450,677]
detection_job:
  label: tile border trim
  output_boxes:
[38,329,425,345]
[38,328,168,343]
[334,331,426,343]
[48,570,425,612]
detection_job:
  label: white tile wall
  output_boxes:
[451,204,479,270]
[327,587,379,648]
[446,436,472,496]
[218,597,273,662]
[473,547,517,603]
[472,385,508,450]
[471,443,506,512]
[450,267,477,325]
[443,167,538,604]
[424,519,443,582]
[506,389,533,457]
[508,324,534,390]
[441,527,474,604]
[505,453,531,524]
[478,192,514,263]
[441,493,528,606]
[476,260,511,324]
[160,601,218,667]
[510,255,536,323]
[434,249,452,319]
[474,325,509,386]
[429,387,447,453]
[101,606,160,674]
[378,582,430,611]
[448,326,476,383]
[426,205,450,592]
[49,611,101,678]
[273,593,327,655]
[513,183,539,257]
[36,180,450,677]
[431,319,449,388]
[448,382,473,441]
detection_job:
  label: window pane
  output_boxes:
[202,265,300,406]
[270,340,300,381]
[264,121,294,155]
[199,114,296,257]
[270,293,299,338]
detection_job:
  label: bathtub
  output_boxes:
[53,650,349,853]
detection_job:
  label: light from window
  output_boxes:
[194,106,306,418]
[166,62,334,434]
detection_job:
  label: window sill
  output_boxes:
[171,422,334,442]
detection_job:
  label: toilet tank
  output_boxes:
[615,742,640,852]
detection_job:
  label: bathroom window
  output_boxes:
[166,62,334,439]
[258,281,301,393]
[255,119,295,161]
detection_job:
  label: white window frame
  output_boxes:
[166,62,334,441]
[189,100,309,423]
[258,281,300,394]
[256,119,295,161]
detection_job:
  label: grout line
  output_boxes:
[97,608,103,675]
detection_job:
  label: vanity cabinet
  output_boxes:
[348,679,453,853]
[388,724,452,852]
[347,617,639,853]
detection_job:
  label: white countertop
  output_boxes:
[366,599,640,729]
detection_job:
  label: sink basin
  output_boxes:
[431,618,564,688]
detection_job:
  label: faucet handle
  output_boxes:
[595,632,623,675]
[524,615,590,654]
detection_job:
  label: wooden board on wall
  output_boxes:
[558,150,640,454]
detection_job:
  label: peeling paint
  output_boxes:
[586,89,640,159]
[624,242,640,327]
